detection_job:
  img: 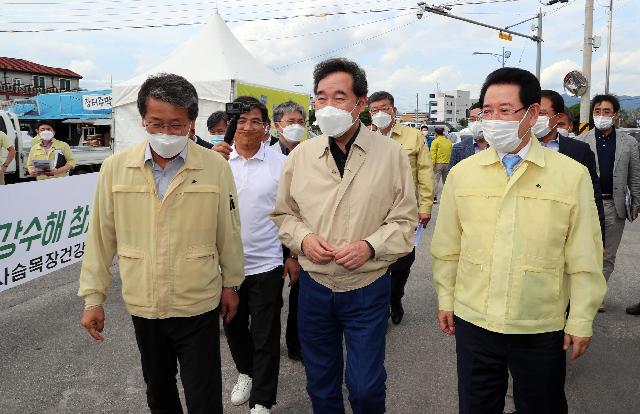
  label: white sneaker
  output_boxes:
[230,373,252,405]
[250,404,271,414]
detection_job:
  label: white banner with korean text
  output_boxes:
[82,94,112,110]
[0,173,98,293]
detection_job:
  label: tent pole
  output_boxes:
[230,79,236,102]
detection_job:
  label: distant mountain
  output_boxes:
[561,94,640,111]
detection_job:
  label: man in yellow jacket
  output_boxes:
[430,126,452,201]
[26,120,76,180]
[78,73,244,414]
[431,67,606,414]
[369,90,434,324]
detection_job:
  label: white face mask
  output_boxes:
[371,111,392,129]
[146,131,189,159]
[593,115,614,130]
[315,100,360,137]
[282,124,305,143]
[468,121,483,140]
[557,128,569,136]
[481,107,531,153]
[40,130,54,141]
[533,115,555,139]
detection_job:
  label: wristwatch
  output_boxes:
[226,286,240,292]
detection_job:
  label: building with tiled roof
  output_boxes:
[0,57,83,101]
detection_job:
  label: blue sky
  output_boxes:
[1,0,637,111]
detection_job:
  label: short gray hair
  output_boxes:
[137,73,199,120]
[273,100,306,123]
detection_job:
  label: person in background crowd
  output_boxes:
[26,120,76,180]
[271,100,306,156]
[430,126,452,202]
[0,130,16,185]
[78,73,244,414]
[557,106,576,137]
[208,110,233,160]
[224,96,287,414]
[270,100,305,361]
[432,67,606,414]
[421,125,433,149]
[448,102,488,170]
[368,90,434,325]
[271,57,417,414]
[578,94,640,312]
[535,89,605,243]
[189,127,214,149]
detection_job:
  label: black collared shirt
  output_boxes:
[329,124,361,177]
[279,140,291,156]
[595,127,616,195]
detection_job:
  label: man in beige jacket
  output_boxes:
[78,73,244,414]
[271,58,417,414]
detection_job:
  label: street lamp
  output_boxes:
[472,47,511,67]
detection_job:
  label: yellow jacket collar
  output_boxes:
[478,133,545,168]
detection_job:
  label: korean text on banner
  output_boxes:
[82,94,112,111]
[0,173,98,293]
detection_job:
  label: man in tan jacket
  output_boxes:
[369,90,434,324]
[271,58,417,414]
[78,73,244,414]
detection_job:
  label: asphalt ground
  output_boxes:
[1,206,639,414]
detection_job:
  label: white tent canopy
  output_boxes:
[112,13,301,152]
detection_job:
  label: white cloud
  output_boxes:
[541,59,581,90]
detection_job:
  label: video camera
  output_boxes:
[223,101,253,144]
[225,102,252,116]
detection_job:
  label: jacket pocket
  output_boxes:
[509,264,561,321]
[175,244,221,304]
[117,247,152,307]
[517,190,572,256]
[455,255,488,314]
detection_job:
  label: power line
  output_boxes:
[0,7,419,32]
[273,19,419,70]
[242,12,413,42]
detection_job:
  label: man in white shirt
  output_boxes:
[223,96,288,414]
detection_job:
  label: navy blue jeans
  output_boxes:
[298,270,390,414]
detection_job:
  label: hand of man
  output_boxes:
[418,212,431,226]
[334,241,372,271]
[0,164,5,174]
[29,169,38,177]
[220,287,239,323]
[283,257,301,286]
[632,208,638,222]
[80,306,105,341]
[301,234,335,265]
[213,142,232,160]
[563,334,592,360]
[437,310,456,336]
[44,168,57,176]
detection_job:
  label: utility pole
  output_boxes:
[536,9,542,80]
[604,0,613,94]
[415,93,419,125]
[580,0,594,127]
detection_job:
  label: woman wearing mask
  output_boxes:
[26,120,76,180]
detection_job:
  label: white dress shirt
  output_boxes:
[229,143,286,276]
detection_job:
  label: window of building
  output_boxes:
[59,78,71,90]
[13,78,22,86]
[33,75,45,88]
[430,101,437,106]
[431,110,438,115]
[446,110,453,114]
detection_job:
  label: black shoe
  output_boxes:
[626,302,640,315]
[390,302,404,325]
[288,348,303,362]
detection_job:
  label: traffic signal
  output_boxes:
[498,32,513,41]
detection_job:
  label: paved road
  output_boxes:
[1,207,639,414]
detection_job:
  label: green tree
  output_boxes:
[569,103,581,122]
[458,118,468,128]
